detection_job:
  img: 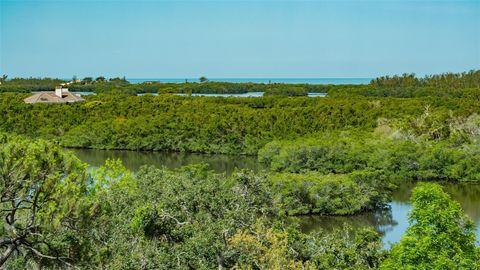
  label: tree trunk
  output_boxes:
[0,245,16,267]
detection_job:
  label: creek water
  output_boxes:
[293,182,480,248]
[71,148,265,174]
[70,148,480,247]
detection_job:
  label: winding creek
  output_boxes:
[71,148,480,247]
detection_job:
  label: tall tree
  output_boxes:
[0,135,88,267]
[82,77,93,84]
[95,76,106,82]
[381,183,480,269]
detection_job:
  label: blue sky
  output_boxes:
[1,0,479,78]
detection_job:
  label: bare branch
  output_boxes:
[0,245,16,267]
[25,246,72,267]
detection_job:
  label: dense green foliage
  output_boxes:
[2,137,477,269]
[155,81,324,94]
[0,136,388,269]
[371,70,480,89]
[0,75,369,96]
[229,222,386,269]
[1,71,480,268]
[269,170,393,215]
[0,76,340,94]
[264,85,308,96]
[329,70,480,98]
[0,77,130,93]
[381,183,480,269]
[1,91,479,155]
[0,77,65,93]
[259,129,480,183]
[0,135,88,267]
[1,71,478,98]
[81,163,273,268]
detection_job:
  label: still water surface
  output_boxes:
[71,148,264,175]
[71,148,480,247]
[294,182,480,248]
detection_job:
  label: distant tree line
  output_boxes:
[327,70,480,98]
[370,70,480,89]
[1,71,478,97]
[1,91,479,156]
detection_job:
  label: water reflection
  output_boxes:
[70,148,480,246]
[295,182,480,247]
[294,206,397,235]
[70,148,263,175]
[443,183,480,222]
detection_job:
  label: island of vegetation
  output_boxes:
[0,71,479,269]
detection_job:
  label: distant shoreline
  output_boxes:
[56,77,372,85]
[126,78,372,84]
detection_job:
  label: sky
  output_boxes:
[0,0,479,79]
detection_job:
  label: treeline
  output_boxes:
[329,85,480,99]
[0,76,129,93]
[1,136,478,268]
[1,71,479,97]
[264,85,308,96]
[259,129,480,183]
[153,82,346,95]
[371,70,480,89]
[75,81,297,95]
[0,77,65,93]
[1,93,479,155]
[0,74,364,95]
[329,70,480,98]
[0,77,352,95]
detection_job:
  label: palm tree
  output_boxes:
[0,75,7,84]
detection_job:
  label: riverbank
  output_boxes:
[71,147,480,246]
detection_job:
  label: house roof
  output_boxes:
[24,91,85,104]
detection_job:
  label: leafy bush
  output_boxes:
[269,170,393,215]
[259,132,480,183]
[381,183,480,269]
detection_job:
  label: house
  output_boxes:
[24,86,85,104]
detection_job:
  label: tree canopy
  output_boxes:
[381,183,480,269]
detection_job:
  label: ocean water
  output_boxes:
[127,78,372,85]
